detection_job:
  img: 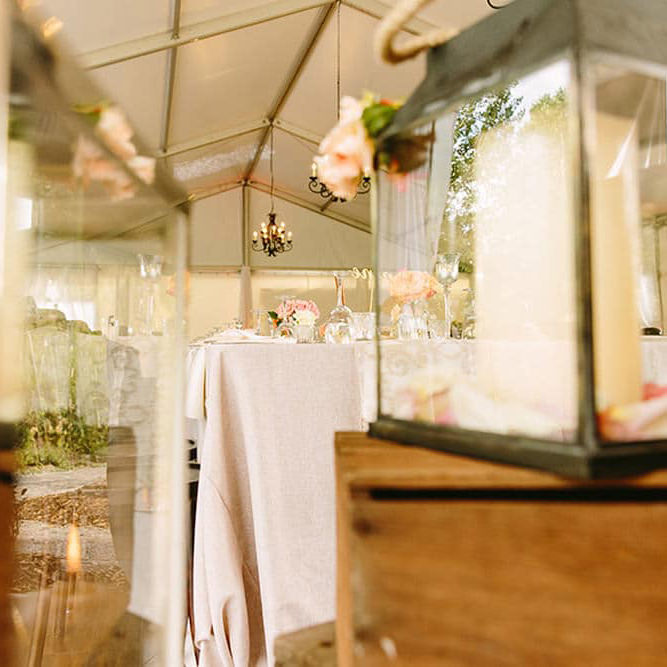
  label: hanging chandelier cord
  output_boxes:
[336,0,341,120]
[269,123,275,214]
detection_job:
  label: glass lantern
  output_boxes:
[1,7,189,664]
[370,0,667,478]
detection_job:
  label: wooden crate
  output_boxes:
[335,432,667,666]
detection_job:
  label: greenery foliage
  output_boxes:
[442,86,568,272]
[441,87,525,270]
[17,409,108,469]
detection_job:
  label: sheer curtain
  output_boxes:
[376,118,453,274]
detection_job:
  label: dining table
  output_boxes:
[187,338,376,666]
[186,334,667,666]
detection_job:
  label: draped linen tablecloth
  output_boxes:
[189,337,667,666]
[192,343,366,666]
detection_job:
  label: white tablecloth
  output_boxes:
[188,337,667,666]
[191,343,366,666]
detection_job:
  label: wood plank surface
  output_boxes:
[350,496,667,666]
[335,432,667,666]
[0,450,14,665]
[335,431,667,490]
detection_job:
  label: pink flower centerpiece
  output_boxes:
[268,299,320,328]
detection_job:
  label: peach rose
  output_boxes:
[95,106,137,161]
[314,97,374,200]
[387,270,443,303]
[72,136,136,200]
[127,155,156,185]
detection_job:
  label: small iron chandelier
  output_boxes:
[252,124,293,257]
[307,0,371,204]
[309,164,371,203]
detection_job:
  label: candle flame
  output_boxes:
[66,524,81,574]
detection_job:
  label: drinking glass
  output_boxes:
[352,312,376,340]
[435,253,461,338]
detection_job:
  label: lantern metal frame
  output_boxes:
[369,0,667,479]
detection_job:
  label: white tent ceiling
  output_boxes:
[29,0,497,231]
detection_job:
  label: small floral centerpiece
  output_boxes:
[313,93,433,200]
[268,299,320,329]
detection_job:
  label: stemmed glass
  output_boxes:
[435,252,460,338]
[137,254,163,335]
[324,271,354,344]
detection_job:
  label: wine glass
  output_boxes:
[324,272,354,344]
[435,253,461,338]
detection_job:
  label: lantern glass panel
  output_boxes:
[376,59,580,442]
[5,11,189,663]
[590,61,667,441]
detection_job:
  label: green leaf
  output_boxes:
[362,104,398,138]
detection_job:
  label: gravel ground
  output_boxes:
[16,483,110,529]
[12,465,124,594]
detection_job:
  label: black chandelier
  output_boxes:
[252,125,293,257]
[308,165,371,203]
[307,0,371,204]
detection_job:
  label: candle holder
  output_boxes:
[370,0,667,478]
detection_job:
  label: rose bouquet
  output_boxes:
[268,299,320,328]
[313,92,433,200]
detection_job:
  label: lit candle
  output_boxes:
[252,231,258,242]
[280,221,285,229]
[287,231,293,240]
[311,162,317,178]
[590,112,642,409]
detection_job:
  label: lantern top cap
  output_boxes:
[380,0,667,141]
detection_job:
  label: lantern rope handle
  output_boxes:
[374,0,459,64]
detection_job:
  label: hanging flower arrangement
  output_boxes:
[313,92,433,200]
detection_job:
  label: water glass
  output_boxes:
[294,324,315,344]
[324,321,353,344]
[352,312,376,340]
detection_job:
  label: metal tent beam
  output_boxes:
[158,0,182,154]
[341,0,437,34]
[157,119,270,158]
[242,2,337,182]
[248,181,370,233]
[80,0,331,69]
[273,119,322,145]
[80,0,437,70]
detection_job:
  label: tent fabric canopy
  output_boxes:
[33,0,494,230]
